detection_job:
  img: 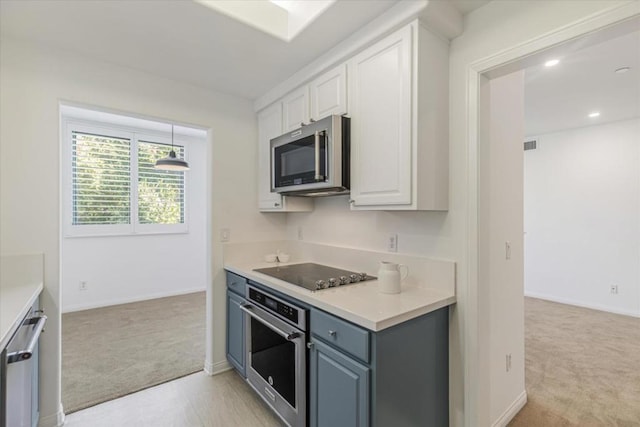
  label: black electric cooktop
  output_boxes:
[254,262,376,291]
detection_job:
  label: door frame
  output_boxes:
[464,3,640,426]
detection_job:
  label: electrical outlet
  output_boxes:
[610,284,618,295]
[387,234,398,252]
[297,226,303,240]
[220,228,230,242]
[79,281,88,291]
[506,353,512,372]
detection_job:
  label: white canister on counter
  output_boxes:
[377,261,409,294]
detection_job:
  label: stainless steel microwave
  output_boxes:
[270,115,350,197]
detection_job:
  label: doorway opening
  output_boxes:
[471,13,640,427]
[59,104,209,413]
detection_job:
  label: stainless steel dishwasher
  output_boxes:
[1,301,46,427]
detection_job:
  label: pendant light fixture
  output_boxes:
[155,124,190,171]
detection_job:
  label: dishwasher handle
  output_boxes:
[7,314,47,364]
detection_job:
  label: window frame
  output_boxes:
[62,118,190,237]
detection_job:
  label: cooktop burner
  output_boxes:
[254,263,376,291]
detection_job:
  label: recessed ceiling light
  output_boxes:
[615,67,631,74]
[545,59,560,67]
[588,112,600,118]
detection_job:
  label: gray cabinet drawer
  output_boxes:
[226,271,247,296]
[311,309,370,363]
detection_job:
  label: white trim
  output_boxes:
[38,404,65,427]
[491,391,527,427]
[465,3,640,427]
[204,360,232,376]
[525,291,640,318]
[61,287,206,313]
[204,127,215,383]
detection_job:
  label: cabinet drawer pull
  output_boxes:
[328,330,337,337]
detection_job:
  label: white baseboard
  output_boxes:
[491,390,527,427]
[62,287,206,313]
[204,359,232,376]
[525,291,640,318]
[38,404,65,427]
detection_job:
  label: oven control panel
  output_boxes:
[248,286,305,330]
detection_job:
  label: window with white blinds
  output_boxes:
[64,121,188,236]
[72,131,131,225]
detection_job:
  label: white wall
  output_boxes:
[0,37,287,426]
[61,131,208,312]
[524,118,640,317]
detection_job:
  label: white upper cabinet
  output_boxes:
[256,20,448,213]
[348,22,449,210]
[310,64,347,120]
[282,86,310,132]
[348,25,413,207]
[257,103,313,212]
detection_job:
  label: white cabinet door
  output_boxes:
[348,25,413,207]
[282,86,310,132]
[310,64,347,120]
[258,103,285,211]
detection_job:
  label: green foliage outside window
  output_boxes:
[72,132,131,225]
[138,141,185,224]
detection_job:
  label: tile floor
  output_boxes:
[64,370,284,427]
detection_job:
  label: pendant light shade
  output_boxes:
[155,125,190,171]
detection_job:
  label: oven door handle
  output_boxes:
[240,304,301,341]
[7,314,47,364]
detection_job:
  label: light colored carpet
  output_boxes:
[509,297,640,426]
[62,292,206,414]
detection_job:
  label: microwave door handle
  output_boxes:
[314,131,323,182]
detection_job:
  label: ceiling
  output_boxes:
[0,0,490,101]
[8,0,629,138]
[525,28,640,136]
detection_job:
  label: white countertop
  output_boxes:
[225,260,456,331]
[1,254,44,350]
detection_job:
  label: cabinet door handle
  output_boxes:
[274,202,280,207]
[306,342,315,350]
[328,330,337,337]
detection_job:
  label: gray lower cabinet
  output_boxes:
[310,306,449,427]
[310,338,370,427]
[226,290,245,377]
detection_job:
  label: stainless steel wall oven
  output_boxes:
[240,285,307,427]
